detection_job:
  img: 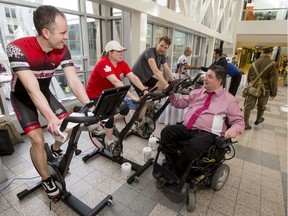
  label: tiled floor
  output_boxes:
[0,84,287,216]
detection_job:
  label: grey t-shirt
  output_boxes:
[132,47,167,83]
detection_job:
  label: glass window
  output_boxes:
[65,14,82,56]
[112,8,122,16]
[21,0,80,11]
[194,36,202,56]
[191,36,207,71]
[8,25,13,34]
[175,0,181,13]
[11,8,16,18]
[87,17,100,68]
[0,4,34,48]
[112,19,122,41]
[146,23,153,48]
[156,0,168,7]
[146,24,170,49]
[172,31,187,67]
[5,7,10,17]
[85,1,100,15]
[155,25,168,45]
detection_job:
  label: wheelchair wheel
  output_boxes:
[135,114,155,139]
[211,164,230,191]
[186,188,196,212]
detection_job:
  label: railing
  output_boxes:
[241,8,287,21]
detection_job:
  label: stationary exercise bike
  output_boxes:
[129,73,202,139]
[16,85,130,216]
[82,86,164,184]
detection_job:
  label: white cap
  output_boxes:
[104,41,127,52]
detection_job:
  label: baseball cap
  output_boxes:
[105,41,127,52]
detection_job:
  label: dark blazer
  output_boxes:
[201,57,228,74]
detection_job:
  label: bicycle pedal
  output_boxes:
[52,196,61,203]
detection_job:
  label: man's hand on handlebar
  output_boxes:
[128,95,140,102]
[47,117,62,136]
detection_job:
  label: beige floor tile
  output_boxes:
[239,179,261,196]
[261,176,283,192]
[149,203,178,216]
[243,161,262,175]
[260,198,286,216]
[261,186,284,206]
[261,166,282,181]
[209,194,235,216]
[233,203,260,216]
[236,190,260,212]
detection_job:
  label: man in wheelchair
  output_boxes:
[160,65,245,178]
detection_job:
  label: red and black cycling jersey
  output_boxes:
[6,36,74,98]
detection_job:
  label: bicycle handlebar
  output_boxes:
[128,74,202,106]
[60,115,98,132]
[59,101,97,132]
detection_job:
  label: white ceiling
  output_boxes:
[236,34,288,50]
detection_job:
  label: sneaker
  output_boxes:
[111,141,122,158]
[105,141,115,152]
[42,177,60,199]
[245,124,252,130]
[51,145,63,158]
[254,117,264,125]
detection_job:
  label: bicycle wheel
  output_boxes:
[46,162,65,193]
[135,114,155,139]
[89,124,106,149]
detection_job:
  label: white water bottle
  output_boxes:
[143,147,152,162]
[121,162,132,179]
[148,135,157,151]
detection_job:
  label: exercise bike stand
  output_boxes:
[16,98,119,215]
[83,149,153,184]
[17,181,113,216]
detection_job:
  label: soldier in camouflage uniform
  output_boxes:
[244,47,278,130]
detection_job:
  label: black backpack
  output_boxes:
[0,129,14,156]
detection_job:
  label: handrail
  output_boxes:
[242,8,287,21]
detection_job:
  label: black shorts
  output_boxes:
[131,77,158,96]
[10,91,68,134]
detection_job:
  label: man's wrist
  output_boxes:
[141,88,148,93]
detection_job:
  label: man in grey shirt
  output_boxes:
[132,36,174,95]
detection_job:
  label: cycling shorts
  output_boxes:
[10,92,69,134]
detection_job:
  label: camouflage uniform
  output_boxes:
[244,54,278,126]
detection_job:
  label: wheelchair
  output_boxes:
[152,136,237,212]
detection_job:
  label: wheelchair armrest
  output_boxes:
[215,136,237,148]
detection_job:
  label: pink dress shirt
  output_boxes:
[169,86,245,136]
